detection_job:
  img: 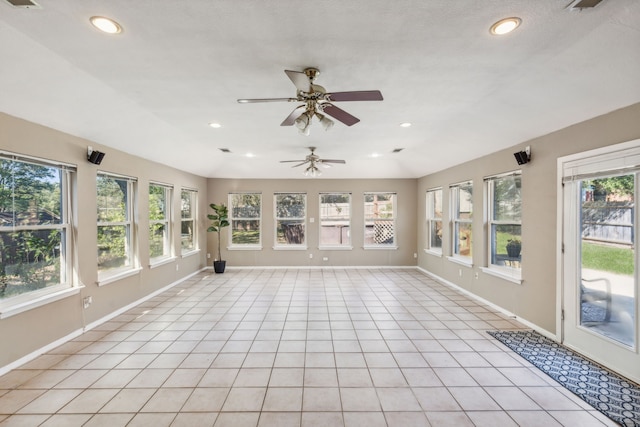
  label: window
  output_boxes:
[274,193,306,248]
[319,193,351,248]
[0,154,74,303]
[364,192,396,247]
[181,189,198,254]
[451,181,473,260]
[426,188,443,254]
[97,173,136,281]
[149,183,172,264]
[229,193,261,248]
[487,172,522,274]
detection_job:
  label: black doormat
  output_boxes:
[488,330,640,427]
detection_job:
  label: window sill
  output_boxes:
[318,246,353,251]
[0,286,81,320]
[272,246,308,250]
[424,249,443,257]
[447,256,472,267]
[149,256,177,269]
[363,245,398,250]
[480,266,522,284]
[228,245,263,251]
[180,249,200,258]
[98,267,143,287]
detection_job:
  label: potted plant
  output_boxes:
[506,238,522,258]
[207,203,230,273]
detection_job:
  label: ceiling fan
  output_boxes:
[280,147,345,177]
[237,68,383,135]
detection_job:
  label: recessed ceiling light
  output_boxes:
[90,16,122,34]
[370,152,381,158]
[400,122,412,128]
[208,122,222,128]
[246,153,255,158]
[490,17,521,35]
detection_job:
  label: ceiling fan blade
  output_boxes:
[237,97,297,103]
[285,70,311,93]
[326,90,383,102]
[319,159,346,164]
[290,161,308,168]
[280,159,306,163]
[280,106,305,126]
[322,104,360,126]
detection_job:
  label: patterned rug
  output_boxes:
[488,330,640,427]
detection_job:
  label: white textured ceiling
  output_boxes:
[1,0,639,179]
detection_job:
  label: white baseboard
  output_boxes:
[416,267,558,341]
[0,268,206,377]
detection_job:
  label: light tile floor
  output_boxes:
[0,268,618,426]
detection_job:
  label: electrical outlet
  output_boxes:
[309,253,313,259]
[176,264,179,271]
[474,272,479,279]
[83,296,92,309]
[458,269,462,277]
[207,253,211,259]
[413,253,417,258]
[323,257,328,261]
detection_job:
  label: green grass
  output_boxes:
[582,241,634,276]
[232,230,260,244]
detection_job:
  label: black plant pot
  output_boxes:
[213,260,226,274]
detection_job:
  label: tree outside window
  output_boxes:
[149,183,172,262]
[229,193,261,247]
[275,193,306,247]
[451,182,473,259]
[97,174,135,277]
[181,189,197,254]
[426,188,443,253]
[488,173,522,271]
[0,156,72,300]
[364,192,396,247]
[320,193,351,247]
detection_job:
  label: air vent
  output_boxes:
[392,148,404,153]
[219,148,231,153]
[4,0,41,8]
[569,0,604,10]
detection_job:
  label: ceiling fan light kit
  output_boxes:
[238,68,383,136]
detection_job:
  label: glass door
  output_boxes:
[562,147,640,383]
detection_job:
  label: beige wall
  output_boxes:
[207,178,418,267]
[0,113,208,368]
[417,102,640,334]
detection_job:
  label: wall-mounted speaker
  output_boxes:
[87,147,105,165]
[514,146,531,165]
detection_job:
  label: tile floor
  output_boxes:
[0,268,618,426]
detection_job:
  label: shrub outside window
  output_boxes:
[451,182,473,259]
[320,193,351,248]
[274,193,306,248]
[364,192,396,247]
[149,183,172,263]
[229,193,261,247]
[0,154,74,303]
[97,173,136,280]
[181,189,197,254]
[426,188,443,254]
[487,173,522,273]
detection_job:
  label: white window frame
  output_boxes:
[97,172,139,285]
[449,181,473,264]
[364,192,397,249]
[425,188,443,255]
[319,192,352,249]
[482,171,522,283]
[180,188,198,256]
[148,182,174,266]
[274,192,307,250]
[0,152,77,318]
[228,192,262,250]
